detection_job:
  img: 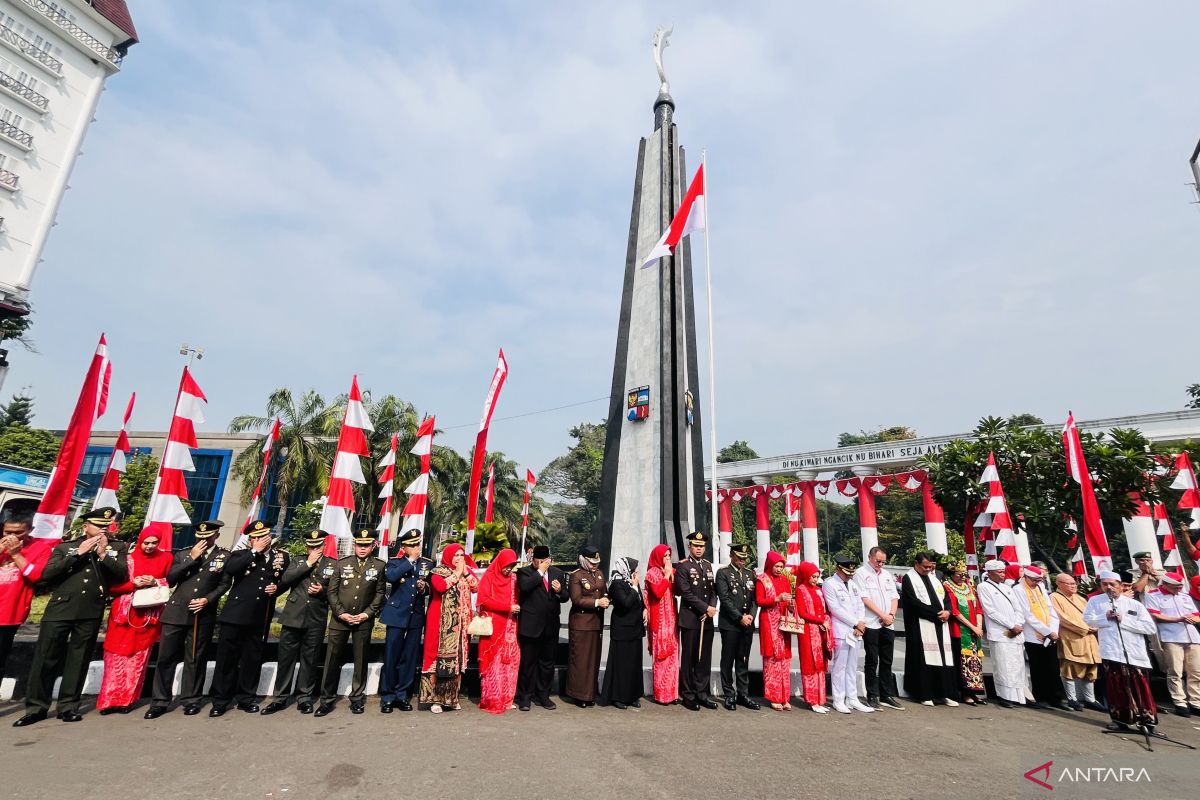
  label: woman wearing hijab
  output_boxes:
[794,560,832,713]
[420,543,479,713]
[477,548,520,714]
[600,557,644,709]
[756,550,795,710]
[566,545,608,707]
[644,543,679,704]
[944,561,987,705]
[96,530,173,714]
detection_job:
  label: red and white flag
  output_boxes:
[975,453,1019,563]
[93,392,135,516]
[1062,412,1113,573]
[375,433,398,546]
[484,463,495,524]
[319,376,373,555]
[784,490,801,570]
[400,416,436,536]
[640,164,706,268]
[518,469,536,557]
[1154,502,1182,568]
[30,334,112,551]
[1065,520,1087,578]
[141,366,207,551]
[242,418,281,533]
[465,350,507,554]
[1171,452,1200,510]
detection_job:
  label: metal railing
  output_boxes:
[0,121,32,149]
[0,73,47,110]
[0,168,18,190]
[0,25,62,74]
[18,0,121,68]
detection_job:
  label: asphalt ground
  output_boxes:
[0,694,1196,800]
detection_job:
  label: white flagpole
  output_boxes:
[701,149,722,566]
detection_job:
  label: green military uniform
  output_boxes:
[716,543,760,710]
[20,508,127,723]
[317,530,386,713]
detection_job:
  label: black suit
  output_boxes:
[210,547,289,708]
[515,565,568,704]
[267,555,335,705]
[151,544,231,708]
[715,564,757,700]
[674,556,717,704]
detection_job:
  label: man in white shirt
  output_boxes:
[1012,565,1068,710]
[975,559,1026,708]
[1084,571,1159,732]
[853,546,902,710]
[1145,571,1200,717]
[822,555,874,715]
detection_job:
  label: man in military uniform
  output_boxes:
[675,530,719,711]
[716,542,760,711]
[145,520,232,719]
[14,507,127,726]
[261,530,336,715]
[315,529,386,716]
[379,529,434,712]
[208,520,288,717]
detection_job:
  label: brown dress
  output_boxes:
[1050,590,1101,681]
[566,565,607,702]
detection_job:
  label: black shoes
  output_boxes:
[682,699,700,711]
[1055,700,1075,712]
[144,706,168,720]
[209,706,228,718]
[297,702,314,714]
[613,701,628,710]
[1176,705,1193,717]
[183,703,202,716]
[261,700,287,716]
[380,701,394,714]
[737,697,760,710]
[236,702,260,714]
[996,699,1014,708]
[518,703,531,712]
[723,697,737,711]
[538,699,557,710]
[57,711,83,722]
[313,702,336,718]
[350,702,365,715]
[12,711,47,727]
[879,697,904,710]
[630,699,641,708]
[1030,701,1050,710]
[1067,700,1083,711]
[578,700,595,709]
[1082,700,1106,712]
[698,698,719,710]
[397,699,412,712]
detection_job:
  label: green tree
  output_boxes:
[1006,413,1045,427]
[837,426,916,448]
[0,308,35,353]
[73,453,190,541]
[541,422,605,541]
[0,424,59,470]
[1187,384,1200,410]
[833,425,924,560]
[0,390,35,431]
[718,440,759,463]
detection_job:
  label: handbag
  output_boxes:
[467,612,493,637]
[131,583,170,609]
[779,613,805,635]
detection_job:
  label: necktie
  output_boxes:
[543,574,549,591]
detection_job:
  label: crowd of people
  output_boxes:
[1,509,1198,735]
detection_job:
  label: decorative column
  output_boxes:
[750,476,772,572]
[1122,492,1162,569]
[716,486,733,566]
[850,466,879,562]
[784,488,802,570]
[795,471,820,565]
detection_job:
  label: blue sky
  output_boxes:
[14,0,1200,475]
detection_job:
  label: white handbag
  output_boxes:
[131,584,170,609]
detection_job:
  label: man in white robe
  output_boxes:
[976,559,1026,708]
[1083,571,1159,731]
[823,555,874,715]
[1012,565,1068,710]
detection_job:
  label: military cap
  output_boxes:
[194,519,225,539]
[580,545,601,564]
[353,529,377,545]
[82,506,118,527]
[244,519,272,539]
[835,554,860,568]
[397,529,422,547]
[302,530,326,547]
[729,542,751,559]
[1132,551,1153,560]
[685,531,708,545]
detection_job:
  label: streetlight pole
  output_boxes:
[179,343,204,368]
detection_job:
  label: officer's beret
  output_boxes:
[83,507,118,526]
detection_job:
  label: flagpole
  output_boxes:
[701,150,720,565]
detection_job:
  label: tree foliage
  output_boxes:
[73,454,190,540]
[540,422,605,542]
[1188,384,1200,410]
[718,440,759,463]
[0,424,59,471]
[0,390,35,431]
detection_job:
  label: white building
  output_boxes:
[0,0,135,319]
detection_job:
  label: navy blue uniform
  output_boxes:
[379,555,434,703]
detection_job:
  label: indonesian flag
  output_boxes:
[242,418,281,533]
[784,490,801,570]
[1171,452,1200,509]
[639,163,706,268]
[1066,519,1087,578]
[93,392,135,516]
[1062,412,1113,573]
[484,463,495,524]
[400,416,436,536]
[465,350,507,554]
[518,469,536,557]
[319,376,373,555]
[141,366,207,551]
[975,453,1019,563]
[30,334,112,551]
[1154,503,1182,568]
[375,433,398,546]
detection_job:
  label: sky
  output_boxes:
[13,0,1200,477]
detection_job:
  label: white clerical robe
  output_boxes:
[977,577,1026,702]
[1082,594,1157,669]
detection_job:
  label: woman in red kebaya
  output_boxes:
[476,548,520,714]
[794,560,832,714]
[644,543,679,704]
[756,550,794,710]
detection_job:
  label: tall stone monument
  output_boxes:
[596,27,708,571]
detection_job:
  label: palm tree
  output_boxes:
[229,388,340,536]
[444,448,545,549]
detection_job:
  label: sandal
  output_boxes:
[451,703,461,711]
[430,704,443,714]
[770,703,786,711]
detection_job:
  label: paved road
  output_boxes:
[0,698,1196,800]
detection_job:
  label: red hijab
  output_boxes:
[797,561,820,585]
[761,550,791,595]
[439,542,477,571]
[648,543,672,573]
[480,548,517,593]
[129,528,172,579]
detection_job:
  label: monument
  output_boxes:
[596,27,708,571]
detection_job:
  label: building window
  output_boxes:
[78,445,152,495]
[176,449,232,548]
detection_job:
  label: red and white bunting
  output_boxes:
[93,392,135,517]
[862,475,892,496]
[375,433,398,548]
[465,350,508,554]
[1065,519,1087,579]
[1121,493,1160,570]
[31,334,112,551]
[1062,412,1113,573]
[814,480,830,496]
[141,366,207,551]
[835,477,860,499]
[640,163,706,268]
[400,416,436,537]
[975,453,1020,564]
[241,418,281,535]
[894,470,926,492]
[1171,452,1200,509]
[484,463,495,524]
[519,469,537,557]
[319,376,373,555]
[1153,502,1181,568]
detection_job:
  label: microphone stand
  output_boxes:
[1100,593,1194,752]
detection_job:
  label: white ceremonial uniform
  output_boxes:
[1144,589,1200,707]
[1012,581,1060,643]
[1082,594,1156,669]
[823,573,865,705]
[852,566,898,629]
[976,577,1027,703]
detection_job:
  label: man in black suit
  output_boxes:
[515,544,569,711]
[675,530,719,710]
